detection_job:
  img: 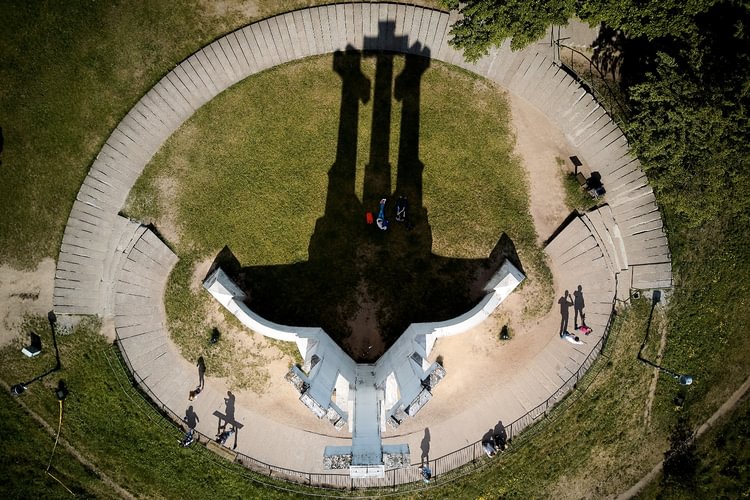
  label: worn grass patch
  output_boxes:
[562,171,599,213]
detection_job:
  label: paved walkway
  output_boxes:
[52,2,673,486]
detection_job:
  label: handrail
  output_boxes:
[113,298,617,491]
[554,41,631,128]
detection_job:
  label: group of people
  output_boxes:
[372,196,410,231]
[180,357,238,449]
[558,286,592,344]
[482,430,508,457]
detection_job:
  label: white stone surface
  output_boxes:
[204,259,524,476]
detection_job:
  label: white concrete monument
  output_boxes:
[204,259,524,477]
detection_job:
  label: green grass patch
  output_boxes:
[561,170,599,213]
[3,1,749,497]
[0,317,320,499]
[0,0,447,270]
[126,54,551,361]
[639,392,750,499]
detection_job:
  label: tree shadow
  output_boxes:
[208,22,520,363]
[591,3,750,93]
[590,23,659,89]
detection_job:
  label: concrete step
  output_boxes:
[581,210,616,275]
[597,205,628,270]
[545,217,590,258]
[631,263,673,289]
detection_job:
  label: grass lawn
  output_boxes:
[0,317,319,499]
[1,0,750,498]
[125,53,551,366]
[0,0,441,270]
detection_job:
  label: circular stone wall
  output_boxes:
[53,3,671,487]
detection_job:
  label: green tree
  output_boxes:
[442,0,718,60]
[577,0,716,40]
[440,0,575,60]
[627,64,750,228]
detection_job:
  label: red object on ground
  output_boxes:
[366,212,374,224]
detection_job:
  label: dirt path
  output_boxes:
[643,307,668,426]
[508,92,573,244]
[618,374,750,499]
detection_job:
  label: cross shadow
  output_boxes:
[209,22,521,362]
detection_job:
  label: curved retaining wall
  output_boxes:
[53,2,672,487]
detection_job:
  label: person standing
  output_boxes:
[558,290,574,337]
[573,285,585,329]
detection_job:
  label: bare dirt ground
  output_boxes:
[387,92,574,427]
[165,88,576,437]
[0,258,55,349]
[508,92,574,244]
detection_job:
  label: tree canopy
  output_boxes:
[441,0,750,230]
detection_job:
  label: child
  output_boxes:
[577,325,592,335]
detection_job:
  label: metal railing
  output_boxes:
[553,39,631,128]
[113,299,616,491]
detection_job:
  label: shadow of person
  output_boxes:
[214,390,244,436]
[197,356,206,390]
[224,391,235,423]
[558,290,573,336]
[573,285,585,329]
[184,405,199,429]
[420,428,430,465]
[211,21,522,363]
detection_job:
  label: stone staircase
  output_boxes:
[548,199,671,306]
[113,224,182,406]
